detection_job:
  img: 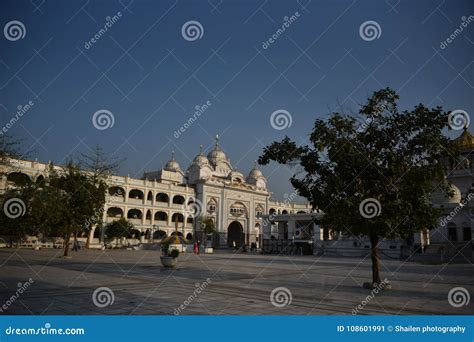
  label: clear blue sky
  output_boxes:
[0,0,472,199]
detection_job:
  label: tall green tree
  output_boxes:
[45,161,108,256]
[79,145,122,248]
[259,88,457,286]
[0,186,36,246]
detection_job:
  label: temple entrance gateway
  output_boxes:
[227,221,245,247]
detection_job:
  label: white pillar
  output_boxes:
[288,220,295,240]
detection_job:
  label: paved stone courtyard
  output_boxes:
[0,249,472,315]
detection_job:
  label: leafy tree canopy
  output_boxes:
[259,88,458,284]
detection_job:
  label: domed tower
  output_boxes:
[246,161,267,189]
[453,129,474,170]
[164,151,184,174]
[207,135,232,177]
[143,151,185,184]
[187,145,213,184]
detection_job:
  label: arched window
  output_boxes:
[172,195,185,205]
[207,199,217,213]
[154,211,168,221]
[7,172,31,186]
[156,193,169,203]
[147,191,153,201]
[171,213,184,223]
[107,207,123,218]
[109,186,125,197]
[127,209,142,219]
[129,189,144,200]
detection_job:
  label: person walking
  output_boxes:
[72,239,78,252]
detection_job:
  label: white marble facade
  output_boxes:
[6,131,469,251]
[418,129,474,247]
[0,136,312,247]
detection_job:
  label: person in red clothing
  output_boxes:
[194,241,199,254]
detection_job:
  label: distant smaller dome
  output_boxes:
[164,152,182,172]
[248,161,263,179]
[448,184,462,203]
[432,183,462,204]
[191,145,210,167]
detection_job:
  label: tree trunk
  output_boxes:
[369,231,381,285]
[64,232,71,257]
[85,224,93,249]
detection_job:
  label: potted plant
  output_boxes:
[160,242,180,268]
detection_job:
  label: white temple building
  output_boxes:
[0,136,313,249]
[1,132,472,259]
